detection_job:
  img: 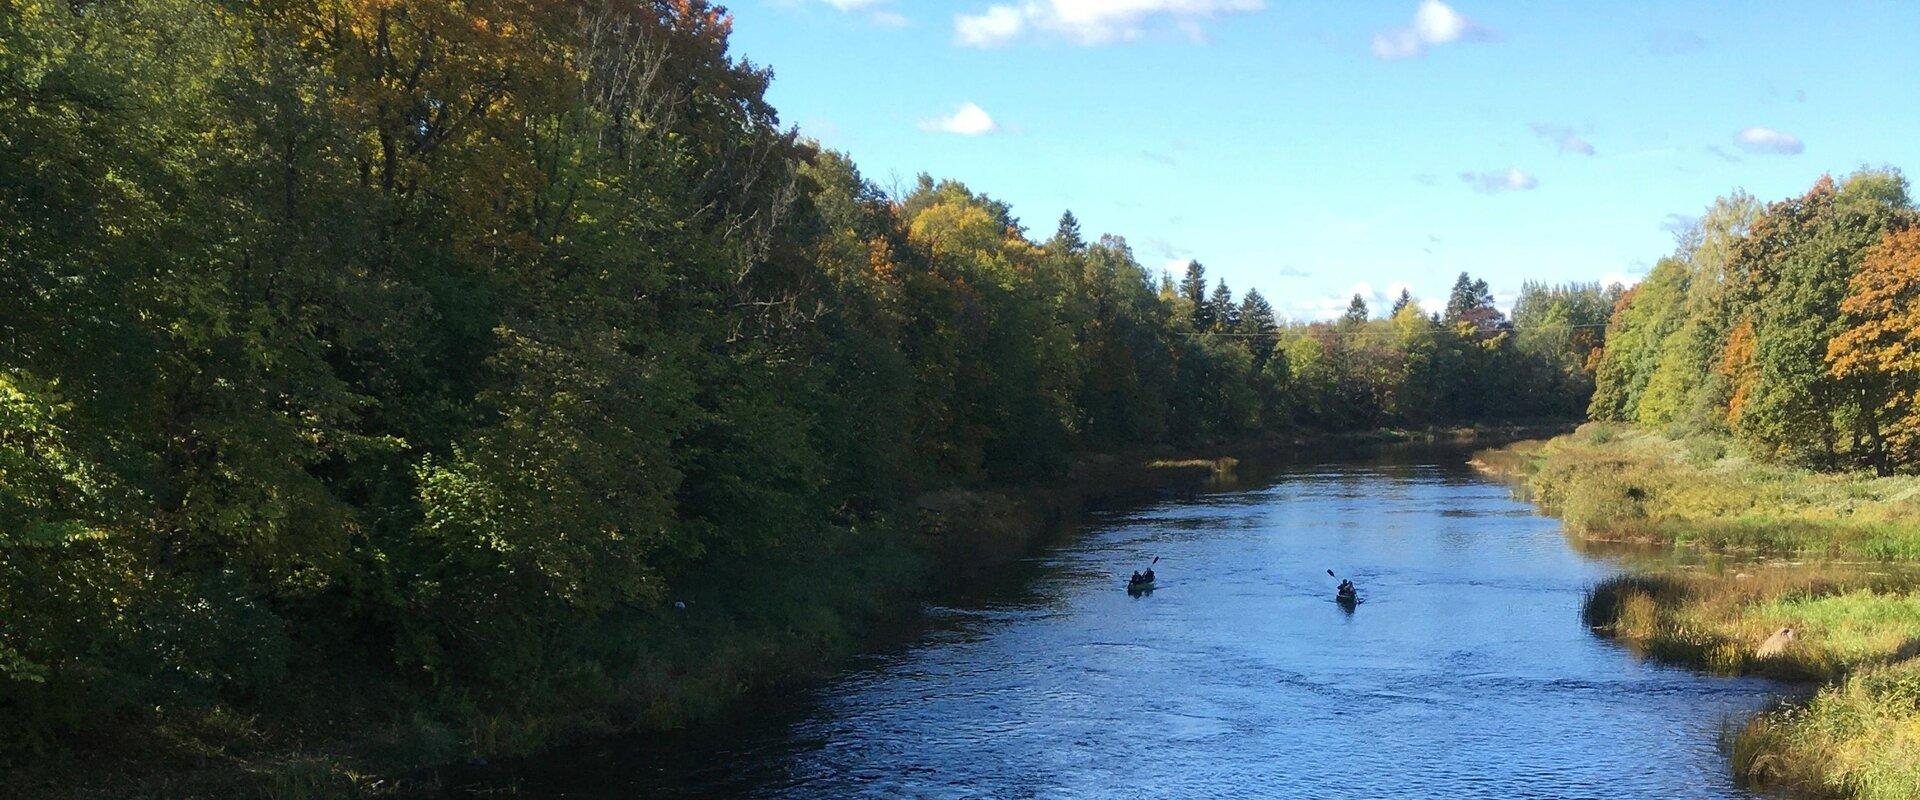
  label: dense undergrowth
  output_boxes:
[1482,425,1920,800]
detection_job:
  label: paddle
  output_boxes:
[1328,569,1355,597]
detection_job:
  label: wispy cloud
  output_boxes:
[1371,0,1493,60]
[1735,126,1804,155]
[813,0,908,27]
[921,102,1000,136]
[1530,123,1595,156]
[954,0,1263,48]
[1662,213,1700,240]
[1458,167,1538,194]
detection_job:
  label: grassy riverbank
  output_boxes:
[1480,424,1920,799]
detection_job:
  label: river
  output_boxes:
[481,443,1787,799]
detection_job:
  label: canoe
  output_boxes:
[1127,579,1155,593]
[1336,590,1358,603]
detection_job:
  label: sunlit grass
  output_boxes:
[1733,659,1920,800]
[1483,424,1920,560]
[1498,426,1920,799]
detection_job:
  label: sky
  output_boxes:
[724,0,1920,319]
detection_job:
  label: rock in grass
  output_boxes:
[1756,627,1797,659]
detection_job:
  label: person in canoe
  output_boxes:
[1336,579,1357,601]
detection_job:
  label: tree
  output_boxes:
[1181,260,1210,329]
[1341,294,1370,326]
[1445,272,1505,334]
[1208,279,1238,331]
[1725,171,1912,467]
[1051,210,1085,254]
[1828,227,1920,473]
[1588,259,1690,421]
[1637,191,1765,430]
[1390,288,1414,316]
[1237,289,1279,364]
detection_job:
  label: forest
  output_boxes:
[0,0,1612,774]
[1588,169,1917,476]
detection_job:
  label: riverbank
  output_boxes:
[9,424,1562,800]
[1478,424,1920,800]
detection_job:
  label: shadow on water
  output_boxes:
[454,440,1791,799]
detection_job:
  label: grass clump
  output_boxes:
[1733,659,1920,800]
[1583,569,1920,680]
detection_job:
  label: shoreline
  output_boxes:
[1474,424,1920,799]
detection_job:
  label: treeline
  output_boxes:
[0,0,1601,757]
[1588,169,1919,475]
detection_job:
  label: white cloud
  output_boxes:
[921,102,1001,136]
[1734,127,1804,156]
[1458,167,1538,194]
[814,0,908,27]
[1598,270,1643,291]
[1412,0,1469,42]
[955,0,1264,48]
[957,5,1027,46]
[1530,123,1595,156]
[1372,0,1490,60]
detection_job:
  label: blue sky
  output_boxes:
[726,1,1920,319]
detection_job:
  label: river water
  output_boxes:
[490,444,1787,799]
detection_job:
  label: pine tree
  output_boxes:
[1182,261,1211,329]
[1237,289,1279,363]
[1209,279,1238,331]
[1342,294,1370,326]
[1051,210,1085,253]
[1390,288,1414,316]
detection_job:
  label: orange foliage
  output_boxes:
[1828,227,1920,458]
[1829,228,1920,379]
[1720,318,1758,424]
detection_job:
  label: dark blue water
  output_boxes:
[492,446,1784,799]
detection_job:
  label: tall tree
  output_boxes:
[1237,289,1280,363]
[1181,260,1210,329]
[1341,293,1370,326]
[1051,210,1085,253]
[1209,279,1238,331]
[1828,227,1920,474]
[1725,171,1912,467]
[1390,288,1415,316]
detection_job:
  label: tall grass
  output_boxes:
[1492,425,1920,800]
[1486,424,1920,559]
[1732,659,1920,800]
